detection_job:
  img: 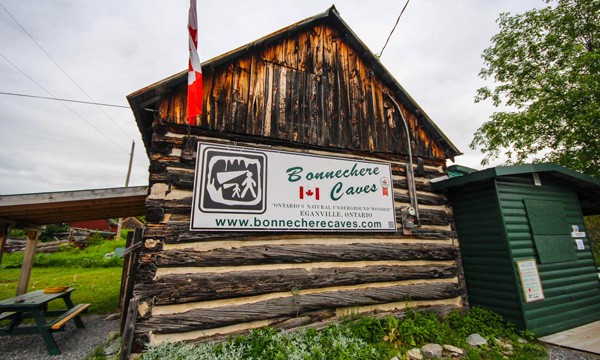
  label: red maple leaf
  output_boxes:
[306,189,314,196]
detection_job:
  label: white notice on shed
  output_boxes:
[516,259,545,303]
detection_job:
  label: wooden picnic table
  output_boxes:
[0,288,90,356]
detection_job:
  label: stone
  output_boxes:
[442,344,463,355]
[390,357,399,360]
[104,338,121,356]
[421,343,443,359]
[106,330,120,341]
[466,333,487,347]
[407,348,424,360]
[517,338,529,344]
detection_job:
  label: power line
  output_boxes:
[0,52,130,155]
[378,0,411,59]
[0,91,130,108]
[0,1,135,140]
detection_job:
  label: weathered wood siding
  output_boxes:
[132,125,465,350]
[158,22,446,160]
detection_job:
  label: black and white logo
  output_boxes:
[199,147,267,213]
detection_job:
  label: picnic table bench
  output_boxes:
[0,288,90,355]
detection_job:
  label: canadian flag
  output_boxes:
[299,186,320,200]
[187,0,203,125]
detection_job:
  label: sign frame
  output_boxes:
[515,259,545,303]
[190,142,397,232]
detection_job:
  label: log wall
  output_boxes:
[132,123,466,350]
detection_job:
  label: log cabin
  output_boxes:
[127,5,464,351]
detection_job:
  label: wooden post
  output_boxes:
[115,141,135,240]
[118,231,135,311]
[120,228,143,335]
[0,222,8,267]
[16,229,41,295]
[120,297,139,360]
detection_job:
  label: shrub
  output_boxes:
[140,308,547,360]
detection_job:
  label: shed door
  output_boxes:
[524,199,576,263]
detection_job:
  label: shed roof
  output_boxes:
[432,163,600,215]
[127,5,460,159]
[0,186,148,226]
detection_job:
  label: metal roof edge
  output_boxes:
[432,163,600,191]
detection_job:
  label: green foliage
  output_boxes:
[1,239,125,269]
[584,215,600,265]
[40,223,70,241]
[140,308,547,360]
[142,325,380,360]
[7,228,26,239]
[472,0,600,177]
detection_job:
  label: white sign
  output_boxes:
[575,239,585,250]
[516,259,545,303]
[191,142,397,231]
[571,231,586,238]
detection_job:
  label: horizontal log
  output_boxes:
[152,222,457,244]
[137,281,462,333]
[155,123,448,166]
[148,242,456,267]
[138,263,459,305]
[182,304,460,344]
[394,192,449,207]
[391,164,444,179]
[401,209,452,227]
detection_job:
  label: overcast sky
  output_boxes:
[0,0,543,195]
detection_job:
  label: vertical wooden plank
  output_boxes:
[327,29,340,147]
[17,229,40,295]
[278,66,290,140]
[202,69,215,127]
[297,70,308,144]
[270,65,282,139]
[221,64,235,132]
[336,41,351,148]
[118,231,135,315]
[364,73,377,152]
[233,59,250,134]
[346,48,362,149]
[0,222,8,267]
[263,63,273,137]
[119,297,139,360]
[248,59,267,135]
[120,228,143,334]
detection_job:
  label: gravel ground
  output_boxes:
[0,314,119,360]
[545,345,600,360]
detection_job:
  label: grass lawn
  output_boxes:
[0,237,127,314]
[0,267,123,314]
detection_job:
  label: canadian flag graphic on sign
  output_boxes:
[299,186,320,200]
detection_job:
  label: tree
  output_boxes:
[472,0,600,177]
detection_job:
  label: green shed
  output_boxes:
[432,163,600,336]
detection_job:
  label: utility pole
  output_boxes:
[115,141,135,240]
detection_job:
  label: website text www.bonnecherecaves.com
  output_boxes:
[214,217,385,229]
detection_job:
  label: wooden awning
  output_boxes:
[0,186,148,226]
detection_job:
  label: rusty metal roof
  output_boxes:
[127,5,460,159]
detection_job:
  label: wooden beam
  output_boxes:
[16,229,41,295]
[0,222,8,267]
